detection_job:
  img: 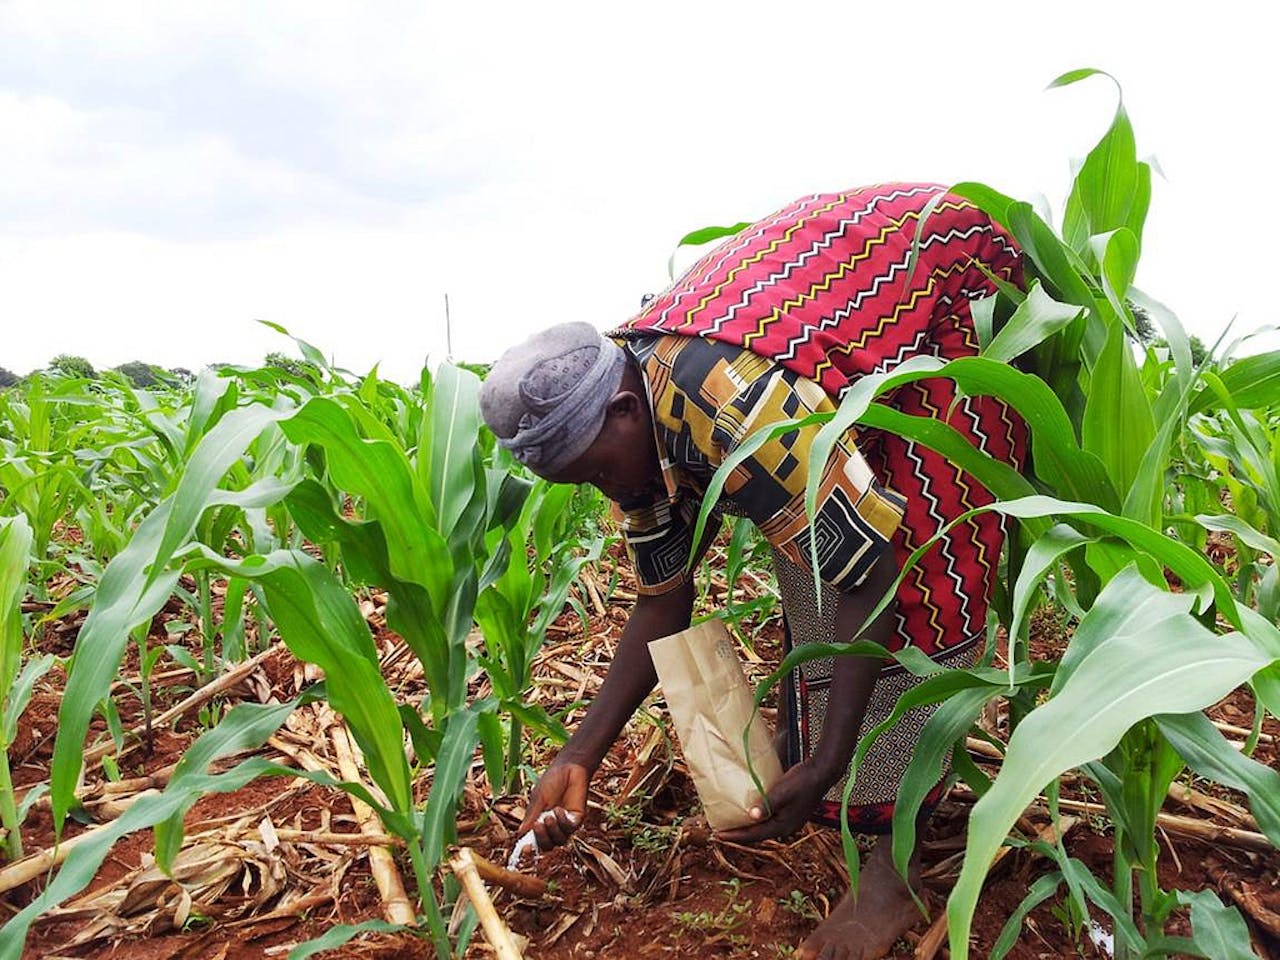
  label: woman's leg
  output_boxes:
[771,551,945,959]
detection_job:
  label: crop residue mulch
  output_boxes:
[6,571,1280,960]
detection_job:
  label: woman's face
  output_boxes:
[541,385,664,505]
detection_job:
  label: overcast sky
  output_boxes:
[1,2,1274,382]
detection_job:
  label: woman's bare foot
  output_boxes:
[796,836,924,960]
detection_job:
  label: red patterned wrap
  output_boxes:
[620,183,1028,661]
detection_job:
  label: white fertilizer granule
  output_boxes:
[505,810,579,870]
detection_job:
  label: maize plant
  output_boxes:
[692,69,1280,959]
[2,69,1279,960]
[0,345,605,960]
[0,515,55,860]
[473,476,603,791]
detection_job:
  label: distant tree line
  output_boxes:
[0,355,196,389]
[0,352,324,390]
[0,351,337,390]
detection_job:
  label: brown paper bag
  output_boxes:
[648,620,783,830]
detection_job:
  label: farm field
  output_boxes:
[3,72,1280,960]
[6,558,1280,960]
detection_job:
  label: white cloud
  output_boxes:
[0,92,370,239]
[0,1,1276,380]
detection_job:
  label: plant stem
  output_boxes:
[1113,825,1133,960]
[407,837,451,960]
[504,716,523,794]
[1138,865,1161,957]
[136,625,153,753]
[0,746,22,859]
[1244,697,1264,757]
[198,570,214,677]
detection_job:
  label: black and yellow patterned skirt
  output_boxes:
[773,552,980,834]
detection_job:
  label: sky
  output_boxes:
[1,2,1275,383]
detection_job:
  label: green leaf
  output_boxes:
[183,369,237,456]
[154,697,305,870]
[1129,286,1193,397]
[476,709,505,793]
[688,412,796,569]
[51,402,290,828]
[1253,663,1280,720]
[816,355,1119,515]
[950,742,993,798]
[990,872,1063,960]
[0,515,33,695]
[970,294,997,351]
[1091,229,1140,325]
[420,707,480,869]
[506,700,569,744]
[2,653,54,745]
[1192,350,1280,413]
[1072,104,1139,241]
[1195,513,1280,558]
[427,364,483,535]
[283,478,449,699]
[1126,160,1152,251]
[1003,202,1102,336]
[399,704,442,764]
[833,662,1055,779]
[982,281,1082,365]
[1121,382,1191,528]
[152,404,292,591]
[1258,564,1280,625]
[1047,67,1111,89]
[1179,889,1256,960]
[1056,854,1145,952]
[1156,711,1280,846]
[15,783,47,824]
[1007,523,1096,662]
[889,688,994,882]
[288,921,413,960]
[765,491,1239,708]
[963,490,1240,621]
[51,501,181,829]
[1081,539,1164,595]
[282,397,443,593]
[257,318,331,374]
[1082,318,1154,495]
[666,222,752,279]
[947,181,1018,223]
[946,567,1276,959]
[188,548,412,813]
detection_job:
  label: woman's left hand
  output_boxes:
[716,761,833,844]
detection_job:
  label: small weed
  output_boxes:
[672,878,752,940]
[1049,898,1091,952]
[181,909,212,932]
[632,824,676,854]
[603,801,643,832]
[672,901,750,935]
[604,799,678,853]
[196,699,226,730]
[780,888,821,922]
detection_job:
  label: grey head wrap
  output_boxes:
[479,322,626,475]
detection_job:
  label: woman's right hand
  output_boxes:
[518,760,591,850]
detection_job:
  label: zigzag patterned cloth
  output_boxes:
[617,183,1028,662]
